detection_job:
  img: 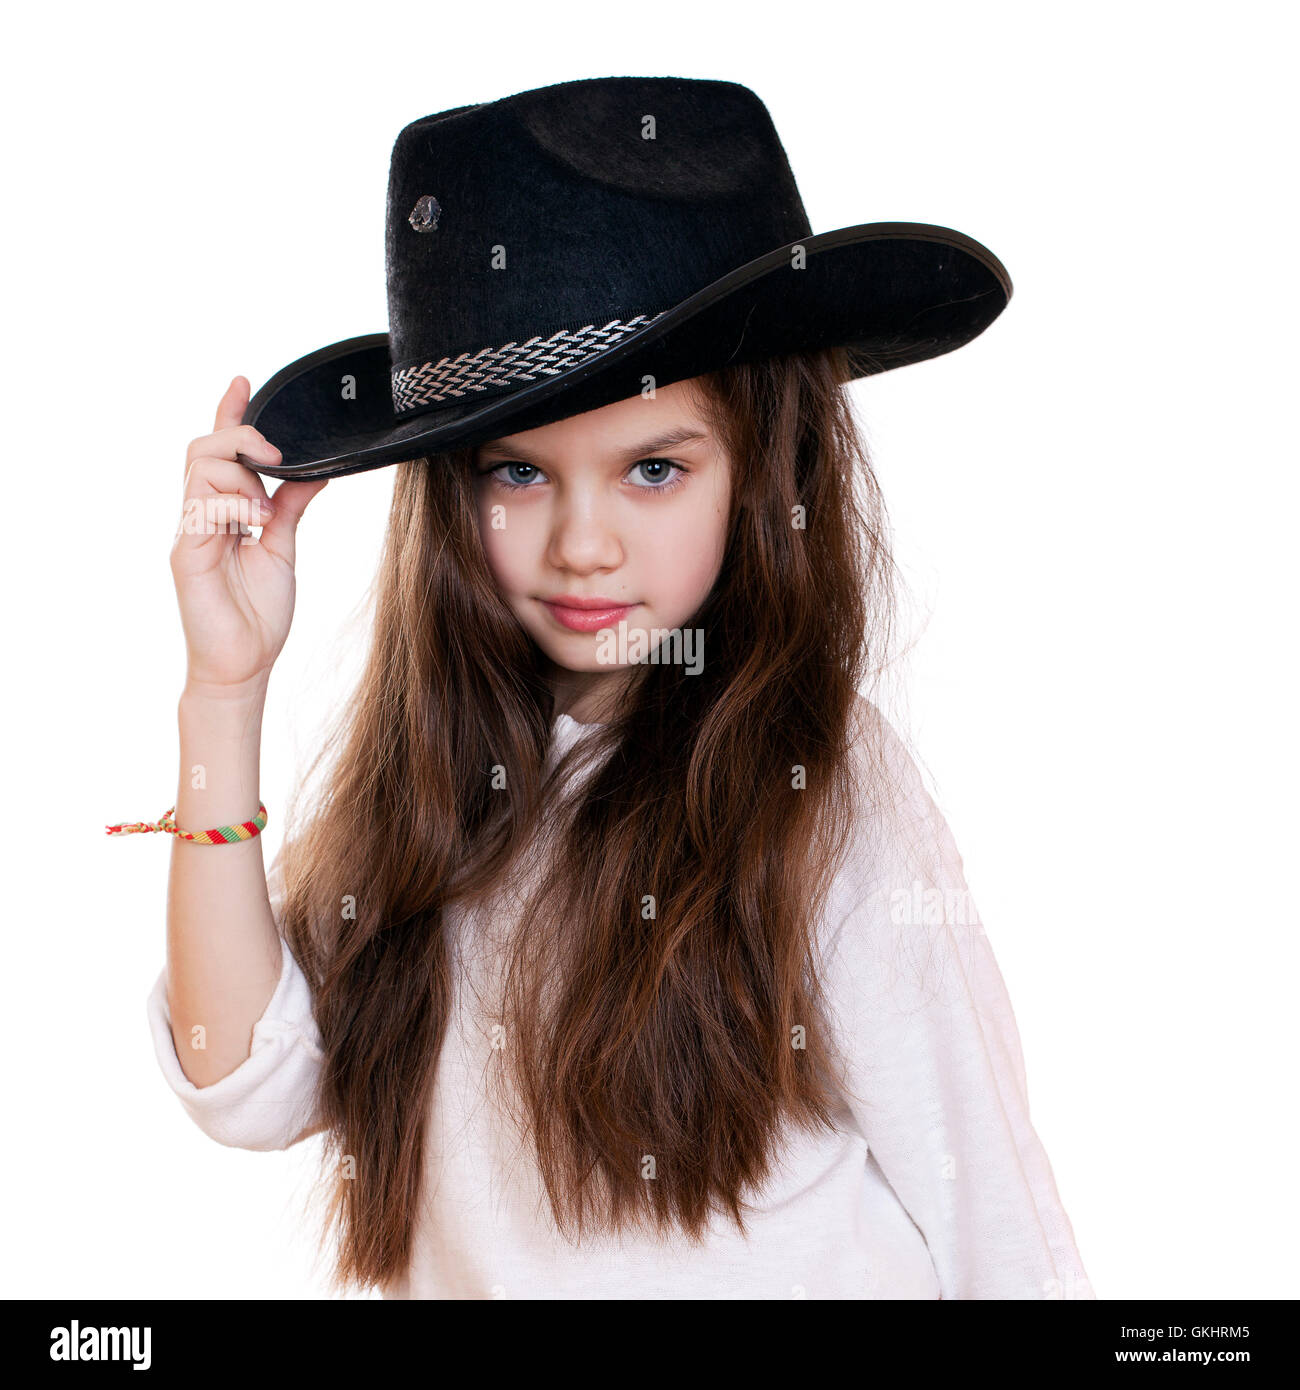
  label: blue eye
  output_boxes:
[495,461,542,489]
[628,459,685,491]
[479,458,688,495]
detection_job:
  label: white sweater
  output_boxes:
[145,706,1094,1300]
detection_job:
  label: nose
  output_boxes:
[544,488,626,574]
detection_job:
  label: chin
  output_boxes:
[546,646,635,674]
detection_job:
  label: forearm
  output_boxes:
[165,674,282,1087]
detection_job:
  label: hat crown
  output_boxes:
[383,77,812,386]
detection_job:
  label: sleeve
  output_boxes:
[145,849,327,1151]
[817,703,1094,1299]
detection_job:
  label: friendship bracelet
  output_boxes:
[105,802,268,844]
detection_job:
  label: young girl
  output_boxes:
[129,76,1093,1300]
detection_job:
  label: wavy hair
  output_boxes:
[276,345,903,1291]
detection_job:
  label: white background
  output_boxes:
[2,0,1294,1300]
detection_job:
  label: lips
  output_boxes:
[539,597,638,633]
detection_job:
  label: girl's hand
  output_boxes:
[171,376,328,693]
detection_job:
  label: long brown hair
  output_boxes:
[277,345,903,1292]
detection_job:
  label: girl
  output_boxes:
[129,76,1093,1300]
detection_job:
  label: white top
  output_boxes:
[145,703,1093,1300]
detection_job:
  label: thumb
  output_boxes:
[258,477,329,563]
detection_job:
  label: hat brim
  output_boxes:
[239,222,1011,481]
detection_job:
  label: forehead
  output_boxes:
[476,378,716,459]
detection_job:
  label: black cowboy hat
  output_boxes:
[238,75,1012,482]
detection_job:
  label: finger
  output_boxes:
[214,375,249,434]
[183,454,274,507]
[184,428,281,504]
[186,423,281,469]
[184,378,259,492]
[258,477,329,565]
[174,491,274,548]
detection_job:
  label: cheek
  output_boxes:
[475,497,527,591]
[640,495,729,605]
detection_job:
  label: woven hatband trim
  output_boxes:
[390,311,671,413]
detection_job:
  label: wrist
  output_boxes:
[180,670,271,712]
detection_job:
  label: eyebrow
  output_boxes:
[476,426,710,465]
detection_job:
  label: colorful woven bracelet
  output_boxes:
[105,802,268,844]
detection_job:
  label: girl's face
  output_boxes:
[472,378,732,722]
